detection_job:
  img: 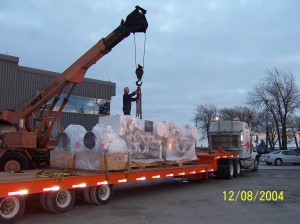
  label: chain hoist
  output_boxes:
[135,64,143,118]
[133,32,146,119]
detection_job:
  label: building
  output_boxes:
[0,53,116,131]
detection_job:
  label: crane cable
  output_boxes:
[133,32,147,119]
[134,32,146,68]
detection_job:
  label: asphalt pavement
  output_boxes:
[20,166,300,224]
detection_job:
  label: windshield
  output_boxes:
[270,151,280,154]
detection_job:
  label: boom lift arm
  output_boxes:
[0,6,148,149]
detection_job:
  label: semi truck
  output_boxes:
[0,6,259,224]
[208,119,259,177]
[0,118,259,224]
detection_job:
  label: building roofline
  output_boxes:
[0,53,19,63]
[0,53,115,87]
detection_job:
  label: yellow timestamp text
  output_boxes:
[223,190,284,202]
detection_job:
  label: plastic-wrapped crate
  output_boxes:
[74,124,130,171]
[99,115,166,164]
[99,115,198,164]
[162,122,198,163]
[50,125,86,169]
[74,151,131,171]
[50,151,75,169]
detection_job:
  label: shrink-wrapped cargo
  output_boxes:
[99,115,198,164]
[74,124,130,171]
[99,115,165,163]
[83,124,129,153]
[50,125,86,169]
[162,122,198,162]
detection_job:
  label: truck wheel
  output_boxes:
[252,157,259,172]
[275,158,282,166]
[0,151,30,172]
[46,189,75,213]
[89,185,114,205]
[234,160,241,177]
[226,160,234,179]
[0,196,25,224]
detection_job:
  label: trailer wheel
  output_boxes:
[234,160,241,177]
[46,189,75,213]
[0,151,30,172]
[39,193,51,212]
[89,185,114,205]
[226,160,234,179]
[83,187,93,204]
[0,196,25,224]
[216,159,227,179]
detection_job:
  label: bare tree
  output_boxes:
[248,68,300,150]
[288,115,300,149]
[219,106,257,129]
[253,110,278,149]
[194,104,217,143]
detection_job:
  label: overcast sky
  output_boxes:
[1,0,300,125]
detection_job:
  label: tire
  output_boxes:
[216,166,226,179]
[89,185,114,205]
[0,151,30,172]
[266,162,272,165]
[46,189,75,213]
[0,196,25,224]
[226,160,234,179]
[234,160,241,177]
[39,193,51,212]
[252,157,259,172]
[275,158,282,166]
[216,159,227,179]
[83,187,93,204]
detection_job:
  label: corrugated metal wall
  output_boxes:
[58,112,102,131]
[0,53,115,130]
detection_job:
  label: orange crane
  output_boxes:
[0,6,148,171]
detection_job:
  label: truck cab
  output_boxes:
[209,119,259,170]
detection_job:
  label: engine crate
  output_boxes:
[75,151,131,172]
[50,150,75,169]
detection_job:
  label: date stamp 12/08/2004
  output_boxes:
[223,190,284,202]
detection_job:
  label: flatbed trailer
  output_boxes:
[0,152,241,223]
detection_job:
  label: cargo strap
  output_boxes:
[36,169,73,179]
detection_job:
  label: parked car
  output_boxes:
[261,150,300,166]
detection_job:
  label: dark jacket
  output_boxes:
[123,91,137,115]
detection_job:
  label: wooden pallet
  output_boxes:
[131,160,164,169]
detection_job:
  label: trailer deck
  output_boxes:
[0,152,237,198]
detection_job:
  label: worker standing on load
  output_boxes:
[123,87,138,115]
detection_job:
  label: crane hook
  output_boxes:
[135,64,144,80]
